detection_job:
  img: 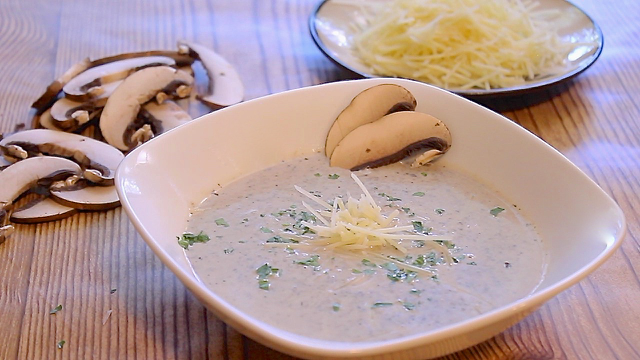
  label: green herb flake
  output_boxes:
[266,235,299,244]
[372,302,393,308]
[410,289,422,295]
[50,304,62,314]
[314,173,322,177]
[402,301,416,310]
[241,218,249,223]
[332,303,341,312]
[412,191,425,197]
[378,192,401,201]
[57,340,65,349]
[295,255,320,267]
[223,248,234,254]
[260,226,273,233]
[435,208,445,215]
[411,221,432,235]
[351,269,363,274]
[490,207,506,216]
[401,207,415,216]
[361,259,377,267]
[421,172,428,176]
[328,174,340,179]
[256,263,279,290]
[215,218,230,227]
[177,231,211,249]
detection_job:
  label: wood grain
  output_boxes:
[0,0,638,359]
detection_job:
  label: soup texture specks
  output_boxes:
[186,153,546,342]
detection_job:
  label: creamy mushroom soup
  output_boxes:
[185,153,546,342]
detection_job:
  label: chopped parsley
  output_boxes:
[295,255,320,267]
[372,302,393,308]
[256,263,279,290]
[215,218,229,227]
[382,262,417,282]
[314,173,322,177]
[420,172,428,176]
[223,248,234,254]
[411,221,432,235]
[378,192,401,201]
[490,207,506,216]
[402,301,416,310]
[177,231,210,249]
[412,191,425,197]
[266,235,299,244]
[361,259,377,267]
[434,208,445,215]
[57,340,65,349]
[50,304,62,314]
[401,207,415,216]
[332,303,341,311]
[328,174,340,179]
[260,226,273,233]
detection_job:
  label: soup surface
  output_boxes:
[186,153,546,342]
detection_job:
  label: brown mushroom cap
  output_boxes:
[50,185,119,211]
[330,111,452,171]
[325,84,417,158]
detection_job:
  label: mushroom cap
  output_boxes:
[325,84,417,158]
[99,65,194,150]
[10,197,77,224]
[63,56,178,101]
[178,41,244,108]
[0,129,124,183]
[0,156,81,209]
[330,111,452,171]
[31,58,92,111]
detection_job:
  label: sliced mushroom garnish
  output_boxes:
[37,108,63,131]
[0,129,125,185]
[325,84,417,158]
[31,58,92,111]
[178,41,244,108]
[0,156,81,210]
[89,50,195,67]
[50,185,119,211]
[330,111,452,171]
[99,65,194,150]
[63,56,178,102]
[10,197,77,224]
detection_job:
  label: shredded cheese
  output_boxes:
[341,0,594,90]
[294,173,452,262]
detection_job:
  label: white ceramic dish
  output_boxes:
[115,79,624,359]
[309,0,604,99]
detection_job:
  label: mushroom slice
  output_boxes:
[0,224,14,245]
[31,58,92,111]
[0,156,81,210]
[178,41,244,108]
[49,97,102,130]
[37,108,64,131]
[63,56,178,101]
[325,84,417,158]
[330,111,452,171]
[10,197,77,224]
[0,129,125,185]
[99,66,194,150]
[50,185,119,211]
[89,50,195,67]
[141,100,192,134]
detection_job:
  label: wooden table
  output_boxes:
[1,0,638,359]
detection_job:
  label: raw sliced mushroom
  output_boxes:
[31,58,92,111]
[141,100,192,133]
[0,224,14,245]
[37,108,63,131]
[0,129,125,185]
[330,111,452,171]
[10,197,77,224]
[325,84,417,158]
[63,56,178,101]
[99,65,194,150]
[89,50,195,67]
[49,97,102,130]
[0,156,81,210]
[178,41,244,108]
[50,185,119,211]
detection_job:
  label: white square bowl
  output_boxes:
[115,79,625,359]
